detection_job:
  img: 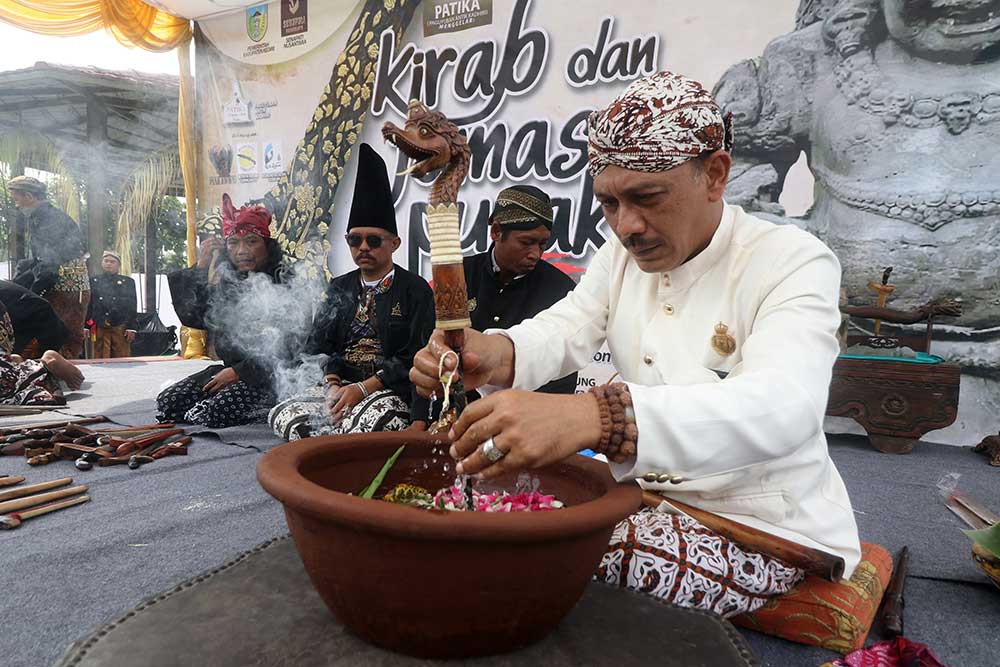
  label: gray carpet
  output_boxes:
[742,435,1000,667]
[2,361,998,666]
[2,359,288,451]
[1,359,289,667]
[0,435,288,667]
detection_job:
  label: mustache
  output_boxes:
[623,235,658,251]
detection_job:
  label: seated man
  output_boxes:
[410,185,578,428]
[269,144,434,440]
[8,175,90,358]
[158,196,286,428]
[0,279,71,358]
[87,250,138,358]
[1,298,84,406]
[411,71,862,618]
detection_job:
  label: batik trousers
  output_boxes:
[597,508,804,618]
[156,365,274,428]
[268,385,410,441]
[45,289,89,359]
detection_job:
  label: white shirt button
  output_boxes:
[662,304,674,315]
[662,274,670,286]
[643,354,654,366]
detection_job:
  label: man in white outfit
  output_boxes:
[411,71,861,618]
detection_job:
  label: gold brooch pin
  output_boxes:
[711,322,736,356]
[391,303,403,317]
[467,297,478,313]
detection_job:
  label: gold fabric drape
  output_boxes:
[176,40,209,359]
[177,42,197,267]
[0,0,190,52]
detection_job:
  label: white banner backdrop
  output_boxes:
[194,0,800,392]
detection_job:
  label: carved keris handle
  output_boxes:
[426,204,471,334]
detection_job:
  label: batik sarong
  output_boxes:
[155,364,274,428]
[0,357,63,405]
[269,385,410,441]
[597,508,804,618]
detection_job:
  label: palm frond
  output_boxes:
[114,150,180,274]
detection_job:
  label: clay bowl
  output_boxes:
[257,431,641,659]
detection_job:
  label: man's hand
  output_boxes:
[197,237,224,270]
[327,383,364,420]
[203,367,240,394]
[324,384,344,415]
[406,420,429,431]
[410,329,515,398]
[125,330,136,343]
[448,390,603,480]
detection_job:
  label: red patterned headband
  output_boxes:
[587,71,734,178]
[221,193,272,239]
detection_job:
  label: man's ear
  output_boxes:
[490,223,502,243]
[390,236,402,252]
[703,150,732,203]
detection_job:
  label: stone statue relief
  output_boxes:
[714,0,1000,432]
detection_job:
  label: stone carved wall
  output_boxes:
[713,0,1000,443]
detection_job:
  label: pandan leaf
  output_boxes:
[963,522,1000,559]
[359,445,405,499]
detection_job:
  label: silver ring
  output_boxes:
[481,437,506,463]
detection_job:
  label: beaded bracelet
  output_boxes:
[589,382,638,464]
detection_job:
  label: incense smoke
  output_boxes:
[202,253,336,403]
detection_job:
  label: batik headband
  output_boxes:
[587,71,734,178]
[490,186,554,229]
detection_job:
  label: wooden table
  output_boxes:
[826,356,961,453]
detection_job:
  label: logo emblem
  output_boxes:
[246,5,268,43]
[281,0,308,37]
[391,303,403,317]
[711,322,737,356]
[467,298,478,313]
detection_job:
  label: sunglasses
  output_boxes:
[345,233,391,249]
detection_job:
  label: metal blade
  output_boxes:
[945,497,989,529]
[950,492,1000,527]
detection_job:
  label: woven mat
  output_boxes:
[58,536,758,667]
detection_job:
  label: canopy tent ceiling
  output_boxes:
[146,0,263,20]
[0,61,180,192]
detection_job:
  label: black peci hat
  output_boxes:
[346,143,398,235]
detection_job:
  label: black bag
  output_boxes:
[130,312,178,356]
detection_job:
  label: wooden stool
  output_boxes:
[827,356,960,454]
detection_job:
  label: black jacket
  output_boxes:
[0,279,71,354]
[167,265,281,389]
[12,202,86,295]
[310,265,434,398]
[464,250,578,394]
[87,274,138,329]
[410,252,579,423]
